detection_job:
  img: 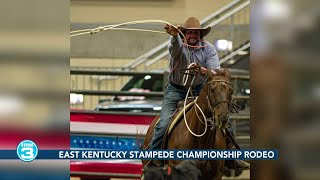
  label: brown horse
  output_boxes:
[142,68,234,180]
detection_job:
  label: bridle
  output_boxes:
[206,79,233,114]
[183,77,235,137]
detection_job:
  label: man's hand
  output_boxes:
[188,63,201,73]
[164,24,179,37]
[188,63,217,75]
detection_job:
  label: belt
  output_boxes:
[169,81,200,91]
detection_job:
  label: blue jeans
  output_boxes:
[149,84,235,149]
[149,84,202,149]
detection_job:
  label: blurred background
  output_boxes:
[251,0,320,180]
[0,0,69,179]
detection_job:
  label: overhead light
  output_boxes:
[261,1,291,21]
[216,40,233,51]
[245,89,250,94]
[144,75,151,80]
[153,107,162,111]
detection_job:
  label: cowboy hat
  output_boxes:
[179,17,211,37]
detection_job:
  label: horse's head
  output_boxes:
[205,68,233,129]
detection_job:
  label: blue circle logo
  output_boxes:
[16,140,38,162]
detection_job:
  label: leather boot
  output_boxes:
[225,158,250,171]
[225,137,250,170]
[234,159,250,170]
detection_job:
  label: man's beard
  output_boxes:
[187,38,199,46]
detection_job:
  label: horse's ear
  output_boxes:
[222,68,231,78]
[207,68,214,80]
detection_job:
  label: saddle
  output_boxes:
[160,98,196,149]
[176,97,196,108]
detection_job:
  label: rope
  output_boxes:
[183,76,209,137]
[70,20,210,88]
[71,20,212,137]
[70,27,166,37]
[70,19,192,80]
[70,20,182,37]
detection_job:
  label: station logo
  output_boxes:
[16,140,38,162]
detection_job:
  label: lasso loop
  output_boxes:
[70,20,181,38]
[70,19,192,70]
[70,19,195,81]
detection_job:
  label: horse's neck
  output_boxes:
[194,89,212,119]
[187,89,212,136]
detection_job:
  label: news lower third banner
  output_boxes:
[5,149,278,161]
[5,140,278,162]
[4,149,279,161]
[60,149,278,160]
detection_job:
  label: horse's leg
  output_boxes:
[214,161,225,180]
[215,170,223,180]
[213,132,227,180]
